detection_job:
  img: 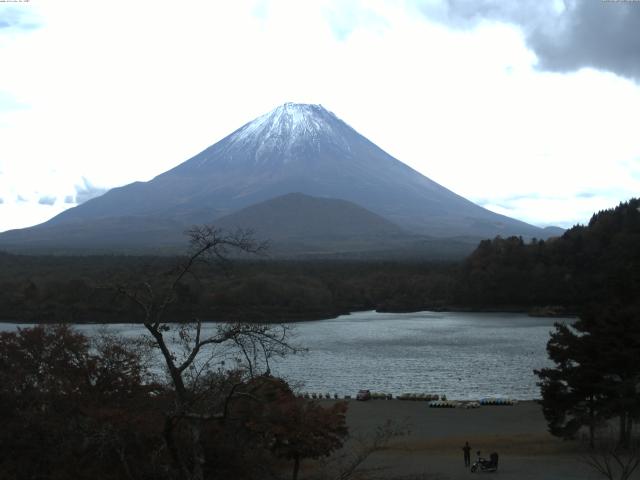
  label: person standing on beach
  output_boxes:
[462,442,471,467]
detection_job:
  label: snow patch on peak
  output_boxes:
[224,103,351,164]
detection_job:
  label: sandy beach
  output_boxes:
[333,400,611,480]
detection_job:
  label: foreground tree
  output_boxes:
[535,303,640,448]
[117,226,302,480]
[535,321,606,447]
[1,227,354,479]
[0,323,351,480]
[0,325,162,479]
[579,305,640,448]
[269,395,348,480]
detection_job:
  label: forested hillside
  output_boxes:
[455,198,640,313]
[0,198,637,323]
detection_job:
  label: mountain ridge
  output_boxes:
[0,103,561,255]
[214,192,405,241]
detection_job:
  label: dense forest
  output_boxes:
[0,198,638,323]
[458,197,640,312]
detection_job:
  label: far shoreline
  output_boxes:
[0,305,578,325]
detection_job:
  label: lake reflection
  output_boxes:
[1,311,570,400]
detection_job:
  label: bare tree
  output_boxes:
[117,226,299,480]
[582,438,640,480]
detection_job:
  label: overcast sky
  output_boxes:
[1,0,639,232]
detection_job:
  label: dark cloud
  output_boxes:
[531,1,640,81]
[0,198,3,204]
[38,195,56,206]
[420,0,640,82]
[75,177,108,204]
[64,195,74,204]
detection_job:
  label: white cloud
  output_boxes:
[0,0,639,232]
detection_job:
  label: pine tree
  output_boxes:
[536,303,640,448]
[535,321,607,447]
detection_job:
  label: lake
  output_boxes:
[1,310,570,400]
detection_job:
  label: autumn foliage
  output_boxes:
[0,325,348,480]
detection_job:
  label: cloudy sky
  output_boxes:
[1,0,639,232]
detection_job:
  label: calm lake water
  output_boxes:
[1,310,571,400]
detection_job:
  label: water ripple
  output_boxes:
[0,311,570,400]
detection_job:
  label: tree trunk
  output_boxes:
[292,454,300,480]
[146,325,201,480]
[588,397,595,449]
[619,412,628,448]
[164,416,190,480]
[190,419,206,480]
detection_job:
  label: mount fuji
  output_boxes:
[0,103,559,256]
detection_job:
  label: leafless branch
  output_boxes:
[582,439,640,480]
[109,225,296,480]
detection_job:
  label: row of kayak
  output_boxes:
[295,392,518,405]
[480,398,518,405]
[297,393,340,399]
[430,399,517,408]
[429,401,481,408]
[396,393,444,401]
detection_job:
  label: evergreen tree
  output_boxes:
[579,304,640,448]
[536,302,640,448]
[535,321,607,447]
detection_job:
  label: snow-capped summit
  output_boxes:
[230,103,342,147]
[182,102,355,169]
